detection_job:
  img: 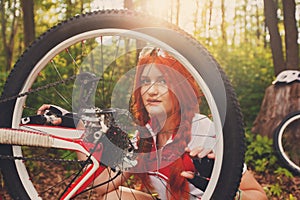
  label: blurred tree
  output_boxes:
[282,0,298,71]
[0,0,20,70]
[175,0,180,26]
[21,0,35,46]
[124,0,134,9]
[0,0,298,130]
[243,0,249,43]
[263,0,285,74]
[221,0,227,43]
[252,0,299,137]
[207,0,213,44]
[263,0,298,75]
[192,0,200,35]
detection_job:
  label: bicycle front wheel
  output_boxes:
[0,10,245,200]
[273,111,300,175]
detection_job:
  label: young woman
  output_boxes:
[125,47,266,200]
[127,47,214,199]
[37,47,267,200]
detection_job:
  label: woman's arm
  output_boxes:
[236,170,267,200]
[37,104,129,198]
[104,185,155,200]
[181,147,267,200]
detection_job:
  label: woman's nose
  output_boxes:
[147,83,159,95]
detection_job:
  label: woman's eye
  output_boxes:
[158,79,167,85]
[140,78,167,86]
[141,79,151,85]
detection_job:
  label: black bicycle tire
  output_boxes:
[273,110,300,175]
[0,9,245,200]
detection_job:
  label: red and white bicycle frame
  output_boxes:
[0,125,106,199]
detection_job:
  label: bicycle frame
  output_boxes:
[0,10,247,199]
[0,125,106,199]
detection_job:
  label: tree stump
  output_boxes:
[251,82,300,138]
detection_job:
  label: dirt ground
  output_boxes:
[254,172,300,199]
[1,170,299,199]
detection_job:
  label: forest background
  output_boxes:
[0,0,299,199]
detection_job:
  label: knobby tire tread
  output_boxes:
[0,9,245,200]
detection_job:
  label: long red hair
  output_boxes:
[130,48,202,199]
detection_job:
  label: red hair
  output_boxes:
[130,48,202,199]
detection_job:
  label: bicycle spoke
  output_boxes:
[16,35,216,198]
[0,11,245,199]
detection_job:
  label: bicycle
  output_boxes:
[273,110,300,175]
[0,10,245,200]
[271,70,300,175]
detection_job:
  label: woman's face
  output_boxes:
[140,64,174,118]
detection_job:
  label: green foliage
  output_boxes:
[263,170,297,199]
[274,167,294,179]
[204,43,274,127]
[0,0,276,129]
[245,130,297,199]
[265,184,298,199]
[0,1,297,198]
[265,182,283,197]
[245,131,278,172]
[0,71,9,95]
[34,0,93,37]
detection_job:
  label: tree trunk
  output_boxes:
[255,3,261,43]
[252,82,300,138]
[124,0,133,9]
[193,0,200,36]
[253,0,299,138]
[21,0,35,46]
[201,1,207,41]
[221,0,227,43]
[231,6,237,46]
[207,0,213,44]
[67,0,75,19]
[243,0,248,43]
[1,0,19,70]
[175,0,180,26]
[282,0,298,70]
[263,0,285,75]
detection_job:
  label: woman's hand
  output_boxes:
[185,146,215,159]
[180,147,215,191]
[37,104,61,125]
[37,104,78,128]
[182,147,267,199]
[181,146,214,179]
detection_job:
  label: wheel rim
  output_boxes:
[277,114,300,173]
[9,28,226,199]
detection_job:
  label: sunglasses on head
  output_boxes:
[139,46,176,61]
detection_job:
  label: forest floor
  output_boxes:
[0,170,299,199]
[254,172,300,199]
